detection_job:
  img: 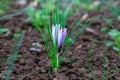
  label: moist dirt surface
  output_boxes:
[0,3,120,80]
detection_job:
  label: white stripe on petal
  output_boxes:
[52,25,55,43]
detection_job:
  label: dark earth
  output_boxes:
[0,1,120,80]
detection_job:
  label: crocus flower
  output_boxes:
[52,24,67,69]
[52,24,67,52]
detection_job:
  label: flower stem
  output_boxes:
[57,54,59,68]
[53,54,59,77]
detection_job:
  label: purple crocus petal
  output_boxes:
[58,28,67,50]
[58,29,62,47]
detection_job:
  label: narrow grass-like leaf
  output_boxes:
[5,33,25,80]
[88,44,96,80]
[0,55,26,62]
[100,15,115,29]
[103,46,107,80]
[0,8,26,21]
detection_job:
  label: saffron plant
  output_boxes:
[52,24,67,71]
[37,21,91,75]
[35,0,91,75]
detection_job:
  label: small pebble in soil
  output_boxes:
[53,78,58,80]
[29,47,41,52]
[75,44,82,50]
[19,59,25,65]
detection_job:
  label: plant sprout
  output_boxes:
[0,28,9,34]
[26,0,56,27]
[26,0,75,28]
[106,29,120,55]
[0,28,10,37]
[26,8,50,27]
[0,0,9,15]
[111,6,120,20]
[73,0,101,12]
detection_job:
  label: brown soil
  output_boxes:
[0,2,120,80]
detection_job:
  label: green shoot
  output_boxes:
[13,33,22,39]
[26,0,56,27]
[5,33,25,80]
[73,0,102,12]
[0,8,26,21]
[0,28,9,34]
[103,46,107,80]
[88,44,96,80]
[0,55,27,62]
[115,66,120,71]
[0,28,10,37]
[0,0,9,15]
[107,29,120,55]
